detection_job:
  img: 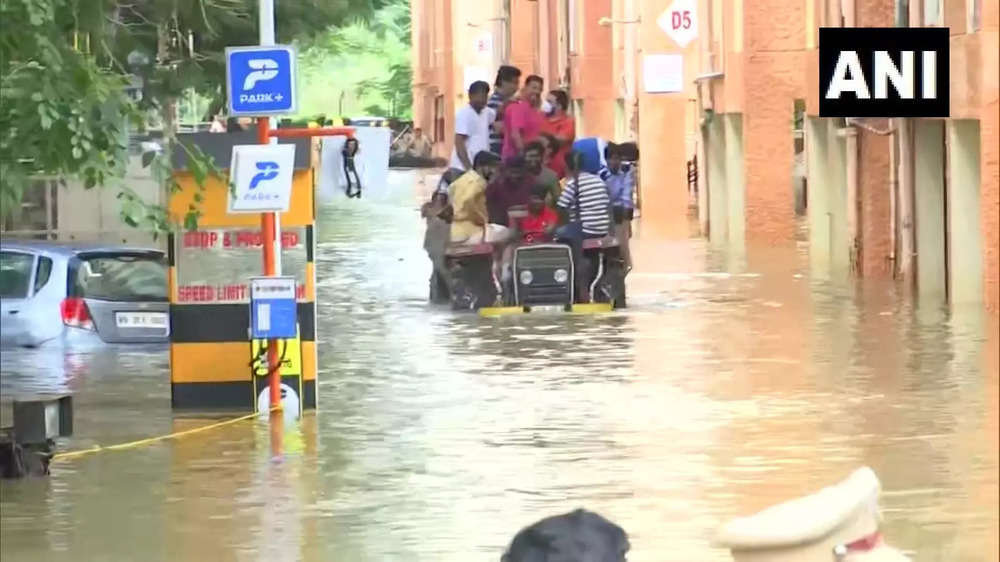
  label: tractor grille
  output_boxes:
[514,245,572,306]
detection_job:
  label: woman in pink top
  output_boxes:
[502,75,545,160]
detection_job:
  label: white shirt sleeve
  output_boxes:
[454,107,475,137]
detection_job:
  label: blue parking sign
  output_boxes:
[226,45,297,116]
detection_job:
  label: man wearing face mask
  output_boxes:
[540,89,575,179]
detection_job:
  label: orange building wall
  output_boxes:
[510,0,540,76]
[742,0,807,246]
[635,0,696,239]
[571,0,616,139]
[856,0,895,277]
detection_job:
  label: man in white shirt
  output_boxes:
[449,80,495,174]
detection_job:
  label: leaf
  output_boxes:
[183,211,199,231]
[141,150,156,168]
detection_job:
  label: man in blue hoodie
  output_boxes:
[570,137,609,175]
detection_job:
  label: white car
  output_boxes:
[0,241,169,348]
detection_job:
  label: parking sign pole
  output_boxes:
[258,0,282,416]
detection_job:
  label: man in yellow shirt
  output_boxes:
[449,151,504,244]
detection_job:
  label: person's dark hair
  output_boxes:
[525,74,544,87]
[473,150,501,168]
[502,509,630,562]
[495,65,522,87]
[523,141,544,157]
[604,141,621,160]
[618,141,639,162]
[549,90,569,111]
[468,80,490,96]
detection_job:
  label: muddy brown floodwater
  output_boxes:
[1,170,997,562]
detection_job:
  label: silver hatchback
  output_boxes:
[0,240,169,348]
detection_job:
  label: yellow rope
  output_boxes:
[50,410,273,462]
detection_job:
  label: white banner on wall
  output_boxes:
[643,54,684,93]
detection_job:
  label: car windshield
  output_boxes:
[0,251,35,299]
[75,252,167,302]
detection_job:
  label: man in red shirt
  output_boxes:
[517,185,559,244]
[502,75,544,160]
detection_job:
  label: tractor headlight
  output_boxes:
[519,270,534,285]
[553,268,569,284]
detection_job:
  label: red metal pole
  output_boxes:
[254,123,355,417]
[258,117,282,414]
[268,126,355,139]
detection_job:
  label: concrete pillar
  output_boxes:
[981,79,999,314]
[806,118,832,275]
[706,115,728,245]
[741,0,805,246]
[697,126,709,235]
[827,120,850,274]
[913,119,948,300]
[634,0,696,239]
[948,120,984,305]
[725,113,746,267]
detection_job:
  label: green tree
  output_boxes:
[0,0,391,229]
[0,0,133,221]
[298,0,412,119]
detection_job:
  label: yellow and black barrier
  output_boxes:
[168,132,319,411]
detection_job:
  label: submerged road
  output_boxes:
[1,170,997,561]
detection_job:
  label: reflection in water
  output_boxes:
[1,170,997,562]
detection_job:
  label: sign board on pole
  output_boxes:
[228,144,296,213]
[225,45,297,116]
[249,276,298,340]
[658,0,698,49]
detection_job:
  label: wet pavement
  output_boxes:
[1,170,997,561]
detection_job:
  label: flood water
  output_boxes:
[1,170,997,561]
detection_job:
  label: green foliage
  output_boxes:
[0,0,389,231]
[0,0,133,222]
[299,0,412,119]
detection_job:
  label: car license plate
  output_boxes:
[115,312,169,330]
[528,305,566,313]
